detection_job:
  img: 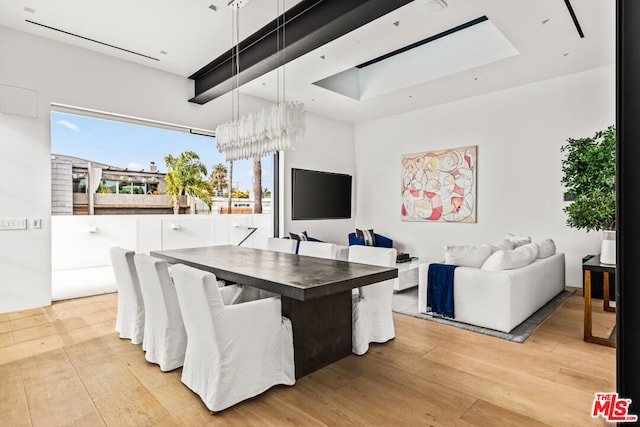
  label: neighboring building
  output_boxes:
[51,154,183,215]
[210,196,272,214]
[51,154,271,215]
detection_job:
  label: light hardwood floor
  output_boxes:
[0,289,615,426]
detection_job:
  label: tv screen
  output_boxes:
[292,168,352,220]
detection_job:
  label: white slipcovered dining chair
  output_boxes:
[348,245,397,355]
[134,254,188,371]
[266,237,297,254]
[171,263,295,413]
[298,241,338,259]
[110,247,145,344]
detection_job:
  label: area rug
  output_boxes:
[392,287,575,343]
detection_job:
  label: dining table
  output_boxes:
[150,245,398,378]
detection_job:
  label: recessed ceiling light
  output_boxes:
[424,0,448,13]
[23,6,35,13]
[209,4,218,11]
[227,0,253,9]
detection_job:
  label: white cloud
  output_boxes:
[127,162,144,170]
[56,119,80,133]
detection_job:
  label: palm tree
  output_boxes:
[227,161,233,214]
[253,156,263,213]
[164,151,213,214]
[210,163,228,195]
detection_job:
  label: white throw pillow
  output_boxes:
[535,239,556,259]
[481,243,539,271]
[488,239,515,253]
[505,233,532,248]
[444,244,493,268]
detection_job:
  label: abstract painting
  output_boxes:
[401,145,477,222]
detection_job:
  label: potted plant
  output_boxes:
[561,125,616,264]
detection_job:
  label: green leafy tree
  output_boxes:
[263,187,272,198]
[210,163,228,194]
[96,181,111,194]
[164,151,213,214]
[564,189,615,231]
[561,125,616,231]
[232,189,250,199]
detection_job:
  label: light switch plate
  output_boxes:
[0,218,27,230]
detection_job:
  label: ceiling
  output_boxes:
[0,0,615,124]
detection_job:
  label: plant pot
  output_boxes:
[600,230,616,265]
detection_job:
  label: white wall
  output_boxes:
[0,26,239,313]
[0,26,354,313]
[50,214,272,300]
[51,214,272,270]
[283,113,356,245]
[354,65,615,287]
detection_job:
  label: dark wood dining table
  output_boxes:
[150,245,398,378]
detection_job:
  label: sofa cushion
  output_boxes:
[505,233,532,248]
[488,239,515,253]
[481,243,539,270]
[348,232,393,248]
[289,231,309,241]
[356,228,377,246]
[535,239,556,259]
[444,244,493,268]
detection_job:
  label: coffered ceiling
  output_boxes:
[0,0,615,123]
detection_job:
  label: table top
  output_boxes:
[151,245,398,301]
[583,254,616,273]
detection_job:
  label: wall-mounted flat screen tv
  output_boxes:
[291,168,352,220]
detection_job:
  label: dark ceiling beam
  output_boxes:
[188,0,413,104]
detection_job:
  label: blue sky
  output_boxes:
[50,112,273,192]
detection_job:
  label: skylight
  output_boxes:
[313,16,519,100]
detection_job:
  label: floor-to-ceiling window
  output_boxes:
[49,106,276,300]
[51,110,274,216]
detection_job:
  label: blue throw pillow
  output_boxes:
[356,228,376,246]
[289,231,309,242]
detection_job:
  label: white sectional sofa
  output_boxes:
[417,250,565,333]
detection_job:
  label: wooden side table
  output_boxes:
[583,254,616,347]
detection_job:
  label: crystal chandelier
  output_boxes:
[216,101,305,161]
[216,0,306,162]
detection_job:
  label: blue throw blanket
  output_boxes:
[426,263,458,319]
